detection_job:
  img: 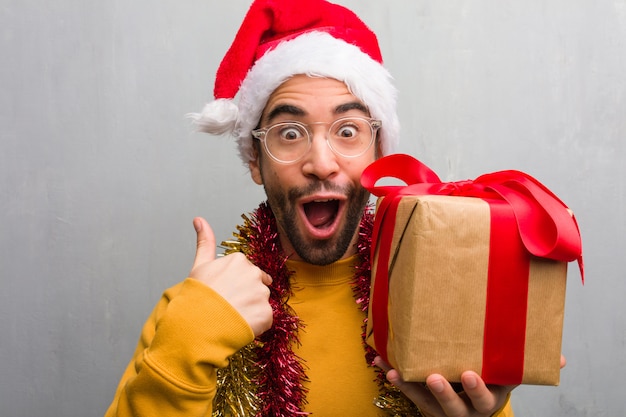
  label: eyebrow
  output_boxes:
[265,104,306,123]
[334,101,370,116]
[265,101,370,124]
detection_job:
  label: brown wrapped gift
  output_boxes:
[362,154,583,386]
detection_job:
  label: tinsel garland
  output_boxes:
[216,201,419,416]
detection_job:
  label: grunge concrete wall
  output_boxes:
[1,1,623,415]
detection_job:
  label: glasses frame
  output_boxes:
[251,117,382,164]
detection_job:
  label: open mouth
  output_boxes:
[303,199,340,230]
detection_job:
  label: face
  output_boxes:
[249,75,379,265]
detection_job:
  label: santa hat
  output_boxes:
[189,0,399,164]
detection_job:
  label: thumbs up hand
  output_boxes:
[189,217,273,336]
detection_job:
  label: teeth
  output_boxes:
[312,199,334,203]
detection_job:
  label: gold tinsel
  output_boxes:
[375,386,423,417]
[212,342,262,417]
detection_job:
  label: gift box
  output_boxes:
[361,154,583,386]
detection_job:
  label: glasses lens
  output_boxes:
[265,122,310,163]
[258,118,379,163]
[328,117,375,157]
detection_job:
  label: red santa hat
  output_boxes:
[189,0,399,163]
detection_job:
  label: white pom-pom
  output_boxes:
[186,99,239,135]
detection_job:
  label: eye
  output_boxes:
[277,124,306,141]
[338,126,357,137]
[334,121,360,139]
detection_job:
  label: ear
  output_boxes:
[249,152,263,185]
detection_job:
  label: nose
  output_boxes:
[301,128,339,180]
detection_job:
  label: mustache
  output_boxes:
[287,180,354,201]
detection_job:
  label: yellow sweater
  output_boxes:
[105,256,513,416]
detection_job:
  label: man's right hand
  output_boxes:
[189,217,273,336]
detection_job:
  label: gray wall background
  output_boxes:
[1,0,624,416]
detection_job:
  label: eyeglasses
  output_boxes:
[251,117,382,164]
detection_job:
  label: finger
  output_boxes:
[192,217,216,269]
[260,271,273,286]
[424,374,471,416]
[561,354,567,369]
[460,371,515,414]
[373,356,392,371]
[459,372,498,413]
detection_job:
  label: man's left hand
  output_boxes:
[374,357,515,417]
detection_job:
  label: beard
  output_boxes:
[263,179,370,266]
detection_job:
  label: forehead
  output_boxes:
[261,75,368,123]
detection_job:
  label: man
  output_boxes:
[105,0,515,415]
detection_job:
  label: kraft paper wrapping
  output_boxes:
[366,194,567,385]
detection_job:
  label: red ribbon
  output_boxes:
[361,154,583,384]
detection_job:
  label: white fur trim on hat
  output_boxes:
[187,98,239,135]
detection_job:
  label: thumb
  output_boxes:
[192,217,216,269]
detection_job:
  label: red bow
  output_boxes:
[362,153,583,271]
